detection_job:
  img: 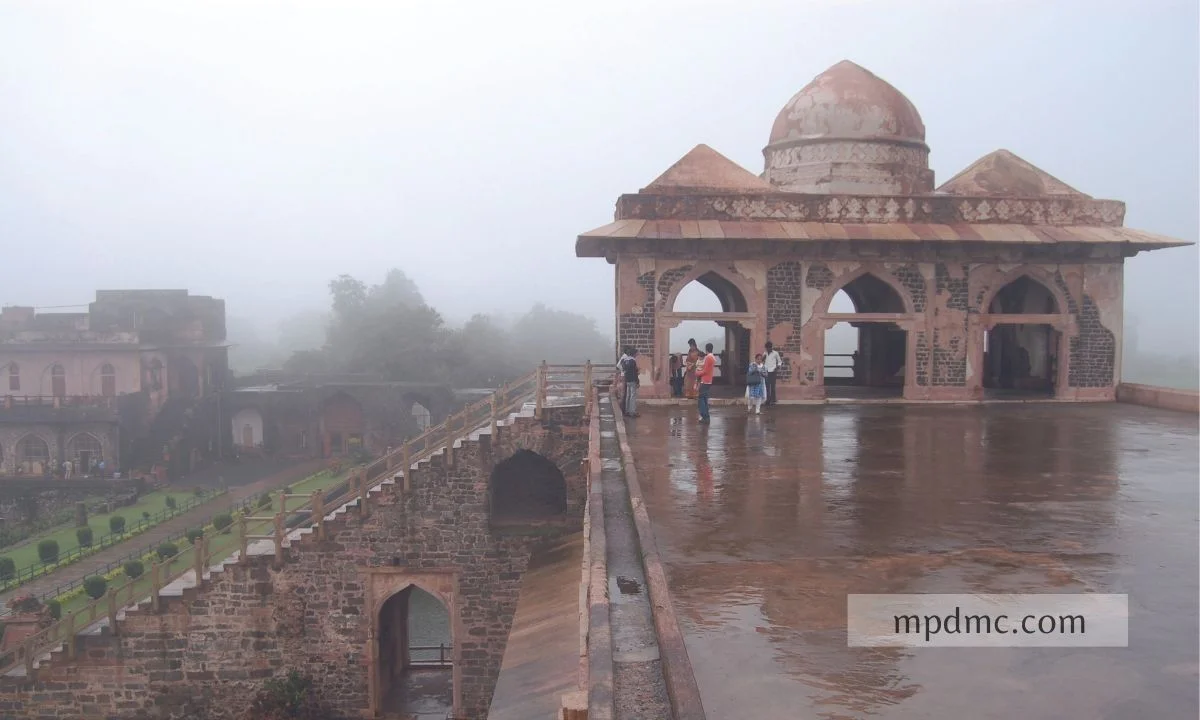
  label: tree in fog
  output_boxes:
[509,303,611,366]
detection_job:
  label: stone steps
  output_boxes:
[10,402,544,680]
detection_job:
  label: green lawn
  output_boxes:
[55,468,353,617]
[0,488,215,576]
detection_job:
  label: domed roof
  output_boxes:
[767,60,926,148]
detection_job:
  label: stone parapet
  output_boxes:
[1116,383,1199,413]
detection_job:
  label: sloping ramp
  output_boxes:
[488,532,583,720]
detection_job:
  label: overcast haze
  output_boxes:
[2,0,1197,356]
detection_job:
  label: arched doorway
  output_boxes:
[663,271,753,398]
[231,408,264,448]
[320,392,364,457]
[982,275,1064,397]
[821,272,910,398]
[490,450,566,526]
[17,435,50,476]
[67,433,104,476]
[376,584,453,717]
[411,401,431,432]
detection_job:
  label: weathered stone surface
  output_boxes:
[0,405,588,720]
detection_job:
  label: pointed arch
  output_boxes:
[489,449,567,524]
[977,266,1071,317]
[659,264,754,314]
[16,434,50,475]
[814,266,916,317]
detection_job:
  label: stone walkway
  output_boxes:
[599,396,673,720]
[0,458,325,609]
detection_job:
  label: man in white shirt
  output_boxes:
[763,342,782,406]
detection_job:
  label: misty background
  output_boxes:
[2,1,1196,387]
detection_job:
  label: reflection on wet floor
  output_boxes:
[382,669,452,719]
[627,403,1200,720]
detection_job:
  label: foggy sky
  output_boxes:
[2,1,1197,354]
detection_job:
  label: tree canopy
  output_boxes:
[280,269,612,387]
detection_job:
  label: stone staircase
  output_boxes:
[9,400,549,681]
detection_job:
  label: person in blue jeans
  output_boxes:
[697,343,715,422]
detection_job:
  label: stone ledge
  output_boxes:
[1116,383,1199,413]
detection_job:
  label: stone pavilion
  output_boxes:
[576,60,1190,402]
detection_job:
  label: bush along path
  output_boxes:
[0,458,326,612]
[0,488,222,594]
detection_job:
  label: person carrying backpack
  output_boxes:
[745,353,766,414]
[621,348,641,417]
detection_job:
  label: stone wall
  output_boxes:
[614,252,1125,402]
[0,405,588,720]
[0,421,119,476]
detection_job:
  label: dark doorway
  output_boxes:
[490,450,566,525]
[983,275,1061,397]
[378,586,452,717]
[823,276,908,398]
[984,325,1058,395]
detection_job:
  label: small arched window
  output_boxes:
[7,362,18,392]
[100,363,116,397]
[50,364,66,397]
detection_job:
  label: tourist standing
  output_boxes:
[616,347,632,412]
[745,353,766,414]
[668,354,682,397]
[621,349,641,417]
[697,343,715,423]
[764,341,782,406]
[684,339,701,399]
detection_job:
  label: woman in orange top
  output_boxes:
[683,339,701,399]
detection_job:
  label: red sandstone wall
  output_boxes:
[616,253,1125,402]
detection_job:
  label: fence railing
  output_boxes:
[408,643,453,668]
[0,363,593,677]
[1,395,118,410]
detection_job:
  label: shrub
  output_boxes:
[46,599,61,620]
[38,539,59,564]
[109,515,126,534]
[9,595,41,613]
[248,670,321,720]
[76,526,94,548]
[0,556,14,581]
[186,528,204,544]
[123,560,144,579]
[156,542,178,560]
[213,513,233,534]
[165,496,177,511]
[258,493,272,508]
[194,486,205,497]
[281,486,291,495]
[142,511,151,521]
[83,575,107,600]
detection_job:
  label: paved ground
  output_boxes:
[626,402,1199,720]
[0,457,325,607]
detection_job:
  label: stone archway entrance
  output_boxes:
[659,271,759,398]
[817,272,914,399]
[366,570,460,718]
[978,275,1070,398]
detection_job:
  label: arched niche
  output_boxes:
[489,450,566,525]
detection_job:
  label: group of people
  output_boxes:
[625,339,783,421]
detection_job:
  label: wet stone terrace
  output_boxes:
[626,403,1199,720]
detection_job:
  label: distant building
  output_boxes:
[577,60,1192,401]
[0,290,229,477]
[224,372,455,459]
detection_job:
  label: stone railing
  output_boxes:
[1116,383,1199,413]
[0,363,594,677]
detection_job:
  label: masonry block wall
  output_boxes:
[613,253,1125,401]
[0,405,588,720]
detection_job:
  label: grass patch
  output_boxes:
[0,489,218,590]
[53,469,352,618]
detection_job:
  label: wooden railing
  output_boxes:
[0,363,594,677]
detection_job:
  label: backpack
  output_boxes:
[746,365,762,384]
